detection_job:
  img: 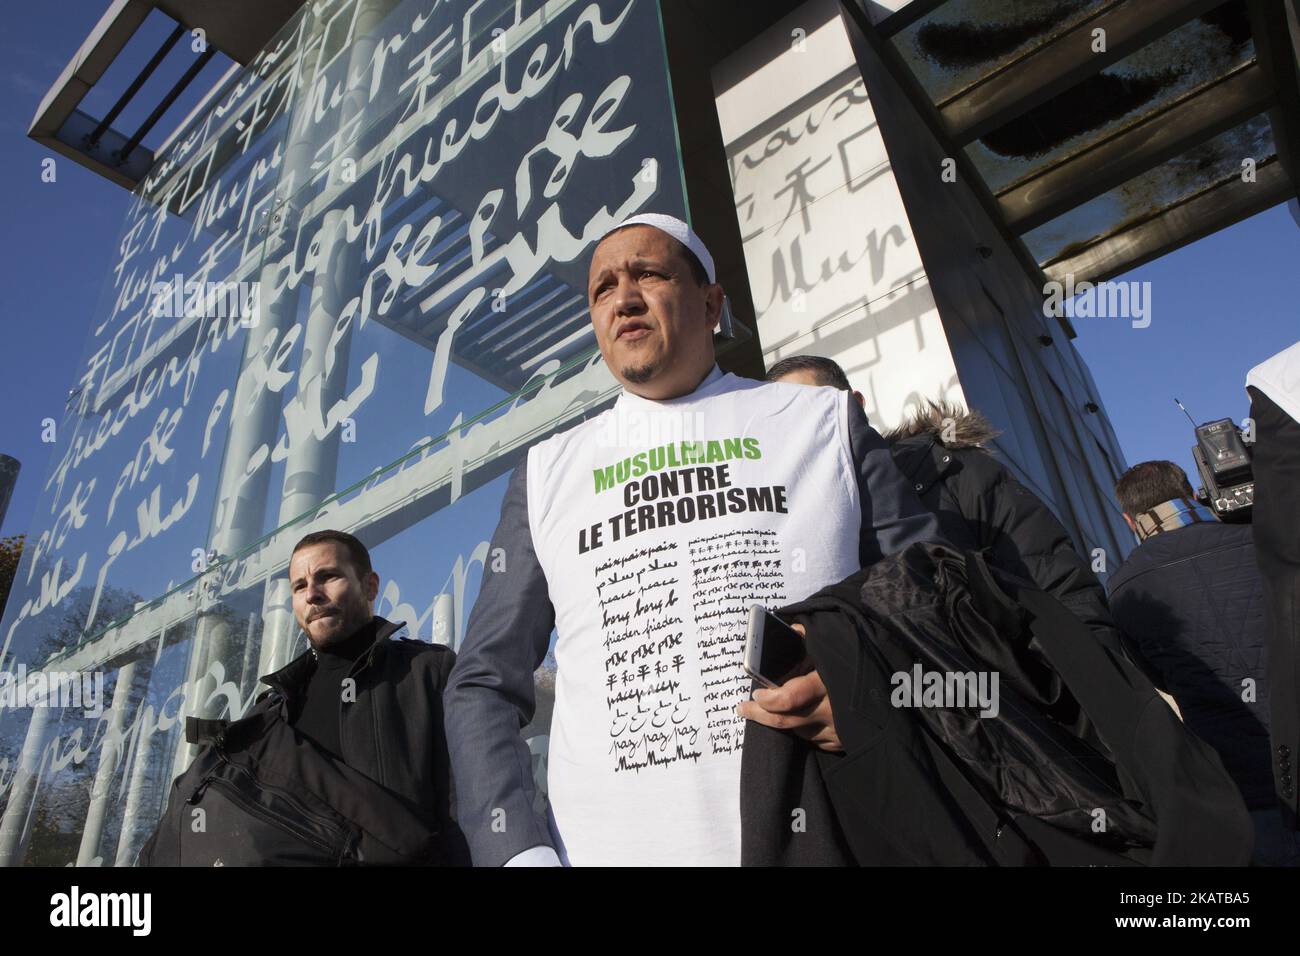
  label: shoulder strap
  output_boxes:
[184,689,284,747]
[185,717,230,746]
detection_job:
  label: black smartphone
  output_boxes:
[743,604,807,689]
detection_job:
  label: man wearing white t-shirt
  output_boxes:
[444,214,941,866]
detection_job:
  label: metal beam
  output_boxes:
[940,0,1227,147]
[87,23,185,148]
[1043,158,1294,284]
[117,47,216,161]
[26,0,154,189]
[32,108,151,190]
[1247,0,1300,193]
[1000,63,1275,233]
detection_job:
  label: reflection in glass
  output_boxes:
[0,0,687,866]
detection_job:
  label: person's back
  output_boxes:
[1108,520,1272,809]
[882,402,1118,647]
[758,378,1121,653]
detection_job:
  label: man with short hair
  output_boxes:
[141,529,469,865]
[445,214,941,866]
[275,530,467,860]
[1107,461,1290,864]
[287,531,402,761]
[766,354,865,409]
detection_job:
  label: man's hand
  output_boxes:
[737,623,842,752]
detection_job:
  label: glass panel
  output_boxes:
[0,0,687,865]
[1023,112,1277,265]
[106,623,195,868]
[891,0,1117,105]
[969,2,1256,195]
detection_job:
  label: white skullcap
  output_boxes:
[603,213,716,284]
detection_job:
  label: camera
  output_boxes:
[1190,418,1254,521]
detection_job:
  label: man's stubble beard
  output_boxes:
[305,597,370,648]
[621,361,658,384]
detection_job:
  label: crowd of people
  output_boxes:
[139,213,1300,867]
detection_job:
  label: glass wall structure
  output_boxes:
[5,0,1225,867]
[0,0,696,866]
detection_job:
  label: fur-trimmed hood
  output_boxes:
[882,400,1000,450]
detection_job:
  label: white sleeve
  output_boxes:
[504,845,564,867]
[1246,341,1300,425]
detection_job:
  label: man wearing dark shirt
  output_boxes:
[292,617,381,758]
[768,355,1121,653]
[270,530,468,863]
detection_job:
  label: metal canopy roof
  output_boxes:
[32,0,1300,291]
[860,0,1300,287]
[27,0,303,190]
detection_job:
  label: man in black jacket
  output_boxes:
[268,529,469,863]
[1107,461,1294,865]
[767,357,1119,652]
[140,529,468,865]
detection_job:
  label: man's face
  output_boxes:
[289,542,378,648]
[588,226,724,400]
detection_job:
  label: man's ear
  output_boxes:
[704,284,724,331]
[364,570,380,603]
[1122,513,1137,533]
[852,390,865,409]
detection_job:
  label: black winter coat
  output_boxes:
[740,545,1253,866]
[1107,523,1274,809]
[260,616,471,863]
[888,422,1120,653]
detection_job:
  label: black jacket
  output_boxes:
[260,616,471,863]
[1248,384,1300,825]
[886,409,1120,652]
[1108,522,1274,809]
[740,545,1253,866]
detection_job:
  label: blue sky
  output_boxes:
[1,0,1297,550]
[1072,202,1300,487]
[0,1,227,541]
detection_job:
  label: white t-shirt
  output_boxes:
[1247,341,1300,425]
[524,366,863,865]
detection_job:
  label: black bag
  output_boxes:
[137,698,443,867]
